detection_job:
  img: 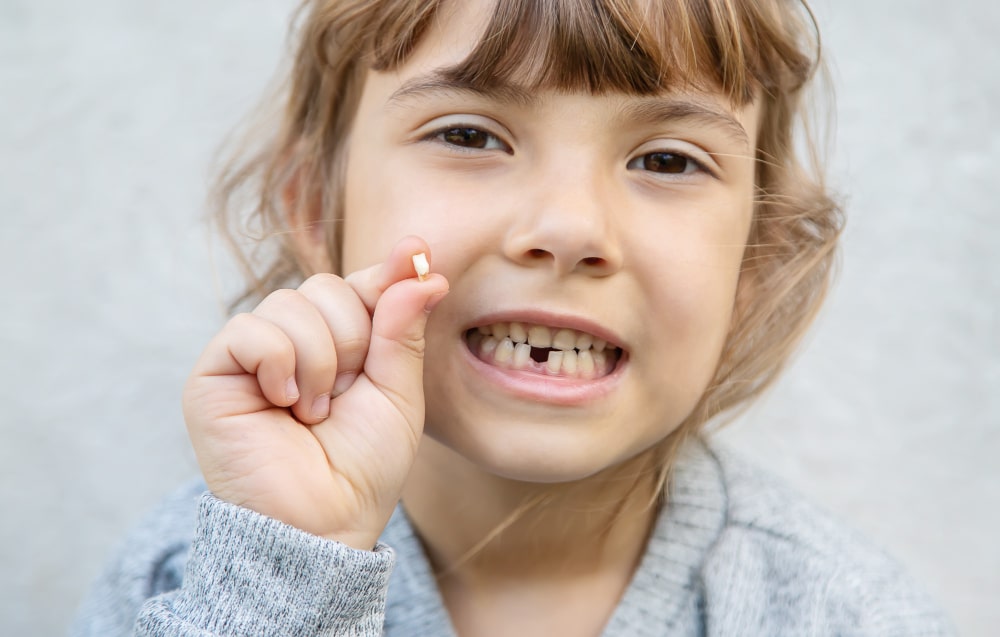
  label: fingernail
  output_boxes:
[311,393,331,419]
[332,372,356,397]
[285,377,300,402]
[424,290,449,312]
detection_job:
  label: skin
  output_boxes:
[184,2,761,635]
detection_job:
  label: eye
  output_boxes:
[627,151,704,176]
[431,126,510,152]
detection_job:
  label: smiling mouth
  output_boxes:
[464,322,624,380]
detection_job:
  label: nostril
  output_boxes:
[527,248,549,259]
[582,257,603,266]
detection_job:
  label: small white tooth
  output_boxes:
[546,350,564,374]
[513,342,531,368]
[481,336,499,355]
[495,338,515,365]
[561,350,578,374]
[527,324,552,348]
[575,333,593,350]
[592,338,607,352]
[509,322,527,344]
[492,323,510,339]
[578,349,595,375]
[593,351,607,370]
[477,325,492,336]
[553,328,577,351]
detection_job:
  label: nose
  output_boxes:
[502,160,624,277]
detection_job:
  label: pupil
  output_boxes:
[646,153,687,173]
[444,128,487,148]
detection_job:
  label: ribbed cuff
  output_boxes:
[142,493,394,637]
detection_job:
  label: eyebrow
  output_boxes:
[386,72,539,109]
[617,98,751,150]
[386,73,751,150]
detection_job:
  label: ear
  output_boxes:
[283,169,334,276]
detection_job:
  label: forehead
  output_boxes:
[375,0,768,107]
[376,0,758,147]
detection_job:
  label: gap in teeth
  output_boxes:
[475,322,609,353]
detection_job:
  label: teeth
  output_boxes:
[552,329,577,351]
[578,349,595,375]
[495,338,515,365]
[472,322,618,358]
[513,342,531,367]
[481,336,499,356]
[561,350,578,374]
[593,351,607,370]
[546,350,563,374]
[527,325,552,348]
[509,322,527,344]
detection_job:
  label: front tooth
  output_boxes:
[592,338,607,352]
[491,323,510,340]
[546,350,564,374]
[561,350,578,374]
[527,325,552,348]
[578,350,595,375]
[575,333,593,350]
[513,342,531,368]
[509,322,527,344]
[481,336,499,355]
[552,328,577,350]
[495,338,515,365]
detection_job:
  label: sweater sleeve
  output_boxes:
[70,486,395,637]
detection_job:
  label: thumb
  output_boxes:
[363,271,449,423]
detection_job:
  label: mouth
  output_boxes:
[464,321,624,380]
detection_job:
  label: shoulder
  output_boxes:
[691,439,955,636]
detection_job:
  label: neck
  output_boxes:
[401,438,663,584]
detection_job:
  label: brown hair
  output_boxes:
[213,0,843,487]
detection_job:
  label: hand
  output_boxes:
[182,236,449,550]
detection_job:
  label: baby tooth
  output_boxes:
[492,323,509,339]
[592,338,607,352]
[592,350,607,370]
[481,336,499,355]
[495,338,515,365]
[513,342,531,368]
[527,325,552,348]
[546,350,564,374]
[509,322,527,344]
[575,333,593,350]
[477,325,492,336]
[553,328,577,350]
[578,349,595,375]
[561,350,578,374]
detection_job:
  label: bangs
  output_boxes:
[369,0,818,105]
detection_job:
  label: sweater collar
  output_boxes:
[382,438,727,637]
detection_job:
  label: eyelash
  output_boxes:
[426,124,714,178]
[426,125,511,153]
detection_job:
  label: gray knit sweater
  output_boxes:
[69,440,954,636]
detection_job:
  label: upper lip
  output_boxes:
[463,310,627,351]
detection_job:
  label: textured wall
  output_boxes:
[2,1,997,635]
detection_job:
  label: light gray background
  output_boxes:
[2,1,997,635]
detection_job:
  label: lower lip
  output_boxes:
[459,338,626,406]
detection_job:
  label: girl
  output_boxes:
[72,0,953,635]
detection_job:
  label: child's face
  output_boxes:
[338,1,760,483]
